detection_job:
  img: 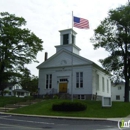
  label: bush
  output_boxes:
[53,94,59,99]
[52,101,87,111]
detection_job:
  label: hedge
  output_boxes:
[52,101,87,111]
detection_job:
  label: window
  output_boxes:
[81,95,85,100]
[116,95,120,100]
[102,77,105,92]
[21,92,24,96]
[76,72,83,88]
[96,74,99,91]
[78,95,85,100]
[60,79,68,82]
[118,86,121,90]
[63,34,69,45]
[107,79,109,93]
[46,74,52,89]
[78,95,80,99]
[76,72,79,88]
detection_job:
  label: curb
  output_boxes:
[0,112,120,122]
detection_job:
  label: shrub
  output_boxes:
[53,94,59,99]
[3,90,9,95]
[52,101,87,111]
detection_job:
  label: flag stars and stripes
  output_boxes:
[73,16,89,29]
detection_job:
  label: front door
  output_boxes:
[59,83,67,93]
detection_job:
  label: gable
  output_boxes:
[13,84,22,89]
[4,84,22,91]
[37,49,93,69]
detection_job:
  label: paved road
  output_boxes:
[0,114,128,130]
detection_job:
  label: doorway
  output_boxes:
[59,83,67,93]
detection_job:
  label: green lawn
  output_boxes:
[0,96,33,107]
[8,99,130,118]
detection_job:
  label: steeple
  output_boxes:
[55,28,81,55]
[59,28,76,45]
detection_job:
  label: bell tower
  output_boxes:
[60,28,76,45]
[55,28,81,55]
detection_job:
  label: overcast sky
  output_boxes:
[0,0,128,76]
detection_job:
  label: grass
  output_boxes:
[8,99,130,118]
[0,96,33,107]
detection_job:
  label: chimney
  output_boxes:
[44,52,48,61]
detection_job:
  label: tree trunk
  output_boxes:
[0,75,4,96]
[124,42,129,102]
[124,75,129,102]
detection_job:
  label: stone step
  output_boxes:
[5,104,20,108]
[0,100,43,112]
[0,107,15,112]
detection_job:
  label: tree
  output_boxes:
[0,12,43,93]
[21,75,39,95]
[91,3,130,102]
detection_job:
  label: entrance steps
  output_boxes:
[58,93,71,99]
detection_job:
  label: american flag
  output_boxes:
[73,16,89,29]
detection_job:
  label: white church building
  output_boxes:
[37,29,111,100]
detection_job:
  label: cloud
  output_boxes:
[0,0,128,76]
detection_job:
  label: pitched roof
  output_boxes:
[37,48,93,68]
[37,48,110,75]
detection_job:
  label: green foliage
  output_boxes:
[91,3,130,75]
[3,90,9,94]
[53,94,59,99]
[44,94,51,99]
[0,12,43,91]
[91,3,130,102]
[52,101,87,112]
[21,75,38,94]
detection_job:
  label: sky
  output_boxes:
[0,0,128,76]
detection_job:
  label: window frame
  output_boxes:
[96,74,99,91]
[116,95,120,100]
[63,34,69,45]
[45,74,52,89]
[76,72,83,88]
[107,79,109,93]
[118,86,121,90]
[78,94,85,100]
[102,77,105,92]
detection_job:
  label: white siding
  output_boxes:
[73,66,93,95]
[111,84,125,101]
[38,65,93,95]
[92,68,111,98]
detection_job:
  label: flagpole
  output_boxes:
[71,11,73,101]
[72,11,73,31]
